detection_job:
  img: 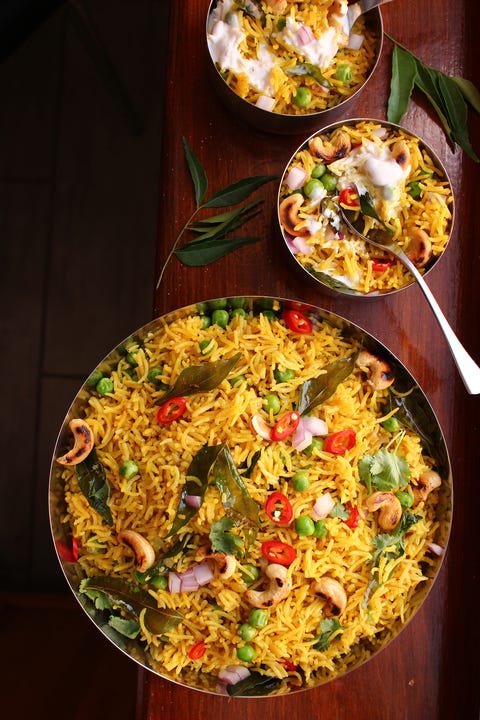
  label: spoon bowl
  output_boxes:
[340,205,480,394]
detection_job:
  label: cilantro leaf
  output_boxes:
[329,501,349,520]
[358,448,410,493]
[209,517,243,556]
[313,618,343,651]
[370,511,421,568]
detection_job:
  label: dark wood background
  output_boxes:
[140,0,480,718]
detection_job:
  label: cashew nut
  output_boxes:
[244,563,292,608]
[412,470,441,505]
[118,530,155,572]
[56,418,94,466]
[405,227,432,268]
[311,576,347,617]
[366,491,402,530]
[279,193,309,237]
[308,130,351,164]
[356,350,394,390]
[391,139,410,171]
[210,551,237,579]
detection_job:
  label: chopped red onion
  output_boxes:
[296,24,314,45]
[185,494,201,508]
[301,416,328,436]
[168,571,182,593]
[285,166,307,191]
[291,423,312,452]
[347,33,364,50]
[292,236,313,255]
[179,572,200,592]
[251,414,272,440]
[312,492,335,519]
[218,665,251,685]
[427,542,444,557]
[192,561,214,586]
[255,94,275,112]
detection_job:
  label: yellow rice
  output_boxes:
[279,120,453,294]
[58,307,445,693]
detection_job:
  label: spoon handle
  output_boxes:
[402,254,480,394]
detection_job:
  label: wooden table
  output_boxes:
[138,1,480,717]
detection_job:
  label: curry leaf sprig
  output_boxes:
[386,35,480,162]
[156,137,277,289]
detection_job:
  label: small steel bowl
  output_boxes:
[49,297,451,696]
[206,1,383,135]
[277,118,455,297]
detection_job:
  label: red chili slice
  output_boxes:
[282,659,298,672]
[343,503,360,528]
[339,186,360,210]
[157,397,187,424]
[372,258,393,273]
[324,428,356,455]
[188,641,206,660]
[261,540,297,566]
[265,491,293,525]
[281,309,312,334]
[55,537,78,563]
[271,411,300,441]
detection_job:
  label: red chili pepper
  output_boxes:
[281,309,312,334]
[188,640,206,659]
[265,491,293,525]
[55,537,78,563]
[343,503,360,528]
[282,659,298,672]
[339,186,360,210]
[261,540,297,566]
[271,411,300,441]
[157,397,187,424]
[372,258,393,273]
[324,428,356,455]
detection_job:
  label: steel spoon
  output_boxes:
[340,206,480,394]
[346,0,395,33]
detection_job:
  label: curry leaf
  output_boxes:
[80,576,184,634]
[189,200,262,240]
[160,352,242,402]
[451,76,480,113]
[387,44,417,124]
[436,74,479,161]
[306,267,360,295]
[296,354,357,416]
[358,188,391,232]
[182,136,207,206]
[204,175,277,208]
[175,235,261,266]
[287,62,331,88]
[226,671,282,697]
[75,449,113,526]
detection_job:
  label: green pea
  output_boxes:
[304,178,325,198]
[396,490,414,508]
[334,63,352,83]
[96,376,114,395]
[311,163,326,179]
[319,172,337,192]
[209,298,228,310]
[119,460,138,479]
[196,302,209,314]
[263,393,281,414]
[231,307,247,319]
[147,367,162,383]
[150,574,168,590]
[199,338,215,355]
[292,471,310,492]
[236,644,256,662]
[313,519,328,538]
[240,564,259,584]
[293,86,312,108]
[212,309,230,328]
[126,351,138,367]
[295,515,315,537]
[303,436,324,456]
[274,366,295,383]
[408,181,422,199]
[238,623,257,642]
[248,608,269,628]
[230,297,246,309]
[86,370,103,388]
[200,315,212,329]
[381,417,400,433]
[276,16,286,30]
[229,374,246,387]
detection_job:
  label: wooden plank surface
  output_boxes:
[141,1,480,717]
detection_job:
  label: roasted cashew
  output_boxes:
[308,130,351,164]
[56,418,94,466]
[265,0,294,14]
[356,350,394,390]
[366,491,402,530]
[405,227,432,268]
[244,563,292,608]
[311,576,347,617]
[279,193,309,237]
[391,139,410,171]
[118,530,155,572]
[196,546,237,579]
[412,470,441,505]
